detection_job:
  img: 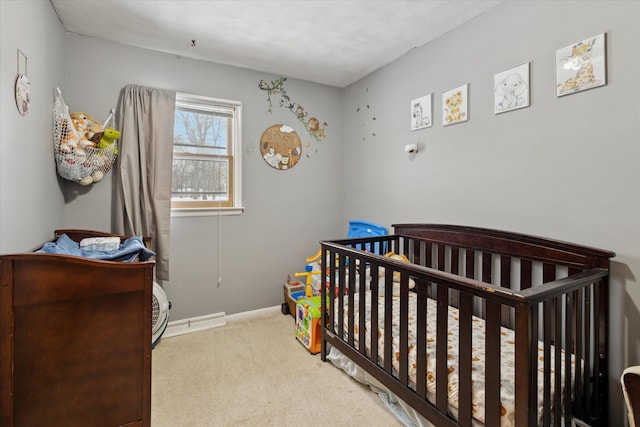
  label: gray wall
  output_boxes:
[0,0,66,252]
[341,1,639,424]
[1,1,639,424]
[59,35,345,320]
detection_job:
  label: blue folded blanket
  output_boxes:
[37,233,155,262]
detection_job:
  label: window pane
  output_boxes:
[171,157,229,202]
[174,108,229,156]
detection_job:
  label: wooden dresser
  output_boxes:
[0,230,154,427]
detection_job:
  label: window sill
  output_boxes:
[171,206,245,217]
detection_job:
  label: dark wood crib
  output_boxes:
[320,224,615,427]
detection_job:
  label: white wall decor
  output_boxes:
[15,49,30,116]
[494,62,530,114]
[410,94,432,130]
[442,84,468,126]
[555,33,606,97]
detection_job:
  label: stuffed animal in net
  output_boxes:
[53,89,118,185]
[97,128,120,155]
[70,112,104,145]
[66,117,117,186]
[82,129,120,185]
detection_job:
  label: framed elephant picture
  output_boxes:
[494,62,530,114]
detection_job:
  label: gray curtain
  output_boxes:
[113,85,176,280]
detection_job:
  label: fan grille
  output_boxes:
[152,295,160,327]
[152,282,170,348]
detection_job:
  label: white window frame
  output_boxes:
[171,92,243,217]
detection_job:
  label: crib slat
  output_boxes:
[449,248,460,309]
[543,262,556,282]
[480,252,492,320]
[399,274,409,387]
[554,296,562,426]
[371,267,379,364]
[574,287,584,419]
[514,303,535,427]
[594,279,606,422]
[542,263,557,345]
[465,250,477,317]
[584,286,592,420]
[500,255,511,288]
[465,249,474,280]
[543,300,552,426]
[384,271,393,375]
[564,291,574,427]
[328,249,336,322]
[437,243,445,271]
[436,284,448,412]
[358,261,367,355]
[482,252,491,283]
[520,259,532,290]
[411,240,423,267]
[485,299,501,427]
[416,280,427,400]
[338,253,346,340]
[425,242,433,268]
[457,292,473,427]
[348,257,356,346]
[400,238,408,258]
[501,256,512,326]
[426,243,434,297]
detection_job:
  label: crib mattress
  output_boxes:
[335,291,574,426]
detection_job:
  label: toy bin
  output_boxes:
[295,296,322,354]
[282,281,305,316]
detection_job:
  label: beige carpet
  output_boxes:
[151,311,403,427]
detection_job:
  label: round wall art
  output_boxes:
[15,75,31,116]
[15,49,30,116]
[260,124,302,170]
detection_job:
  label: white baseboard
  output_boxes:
[226,305,281,323]
[162,305,280,339]
[163,312,227,338]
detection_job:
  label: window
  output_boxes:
[171,93,242,215]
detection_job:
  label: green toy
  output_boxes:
[97,128,120,154]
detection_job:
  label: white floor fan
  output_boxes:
[152,281,171,349]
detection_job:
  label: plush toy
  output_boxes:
[97,128,120,154]
[70,112,103,145]
[90,171,104,183]
[379,252,416,296]
[79,175,94,186]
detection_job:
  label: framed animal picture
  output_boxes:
[555,33,606,97]
[410,94,432,130]
[442,84,468,126]
[494,62,530,114]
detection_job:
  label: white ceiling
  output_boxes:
[50,0,503,88]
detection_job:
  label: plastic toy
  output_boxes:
[281,280,305,315]
[295,296,322,354]
[305,248,321,263]
[294,265,320,297]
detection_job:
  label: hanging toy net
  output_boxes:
[53,87,118,186]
